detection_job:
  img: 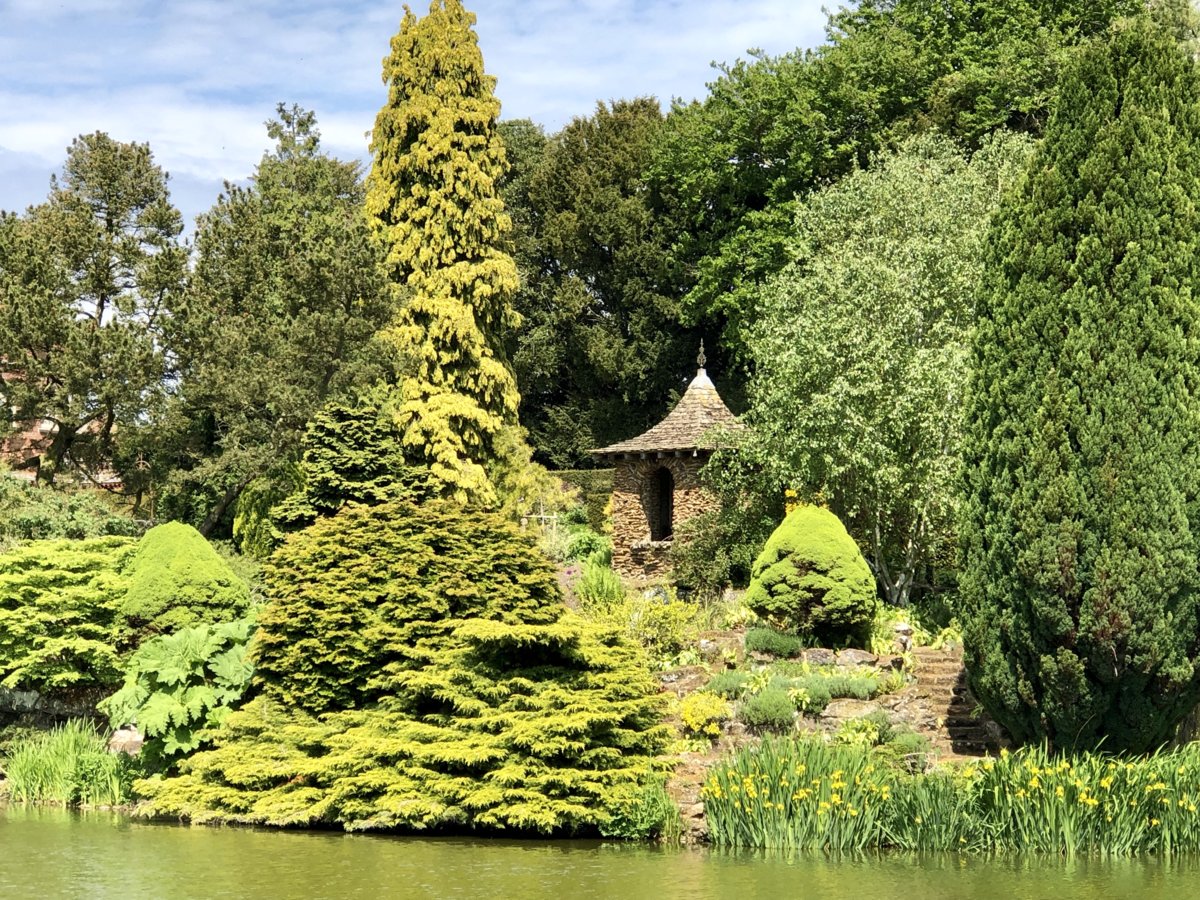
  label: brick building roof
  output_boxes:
[592,365,744,459]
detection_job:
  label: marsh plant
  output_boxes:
[2,719,135,807]
[704,739,1200,855]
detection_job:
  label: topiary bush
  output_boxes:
[138,499,670,834]
[745,505,877,647]
[120,522,251,639]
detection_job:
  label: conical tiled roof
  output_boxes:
[592,366,744,458]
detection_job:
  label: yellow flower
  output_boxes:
[1029,777,1041,789]
[1151,818,1161,827]
[1100,776,1113,790]
[1055,786,1065,799]
[915,816,923,825]
[849,808,859,817]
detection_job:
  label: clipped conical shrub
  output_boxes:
[745,504,877,647]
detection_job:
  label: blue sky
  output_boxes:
[0,0,829,227]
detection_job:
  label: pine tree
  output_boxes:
[366,0,520,504]
[960,16,1200,753]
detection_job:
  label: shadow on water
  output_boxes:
[3,806,1200,900]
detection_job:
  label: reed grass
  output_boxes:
[703,738,1200,855]
[1,719,133,807]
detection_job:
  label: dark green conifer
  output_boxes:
[960,16,1200,752]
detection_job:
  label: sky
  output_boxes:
[0,0,830,229]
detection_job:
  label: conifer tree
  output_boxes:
[367,0,520,503]
[960,16,1200,752]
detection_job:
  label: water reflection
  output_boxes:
[3,806,1200,900]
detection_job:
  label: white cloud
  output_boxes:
[0,0,829,222]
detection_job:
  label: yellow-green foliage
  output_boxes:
[0,535,134,691]
[366,0,522,504]
[140,499,670,833]
[138,619,668,833]
[745,505,877,647]
[120,522,251,638]
[680,692,730,740]
[254,499,562,714]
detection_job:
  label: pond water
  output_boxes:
[3,805,1200,899]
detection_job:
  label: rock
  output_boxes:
[658,665,710,696]
[821,699,883,721]
[835,648,878,668]
[802,648,837,666]
[875,655,905,672]
[108,726,144,756]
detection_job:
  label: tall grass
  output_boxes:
[2,719,133,807]
[703,738,1200,855]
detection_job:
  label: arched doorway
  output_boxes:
[649,467,674,541]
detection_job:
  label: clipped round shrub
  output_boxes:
[120,523,251,637]
[705,670,750,699]
[739,687,796,731]
[745,505,877,647]
[744,626,805,658]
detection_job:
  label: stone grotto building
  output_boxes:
[592,346,743,580]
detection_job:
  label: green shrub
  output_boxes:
[138,499,670,834]
[705,671,750,699]
[959,19,1200,753]
[744,505,877,647]
[271,399,426,536]
[787,677,832,714]
[120,523,251,638]
[100,618,255,772]
[744,627,804,658]
[882,731,930,767]
[573,558,626,609]
[822,673,878,701]
[2,719,135,806]
[599,778,680,840]
[0,536,135,692]
[565,528,609,562]
[739,687,796,731]
[0,479,141,549]
[254,500,562,713]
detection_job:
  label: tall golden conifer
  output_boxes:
[367,0,520,503]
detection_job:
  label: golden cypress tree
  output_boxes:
[367,0,520,503]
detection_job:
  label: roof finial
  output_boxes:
[697,339,707,370]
